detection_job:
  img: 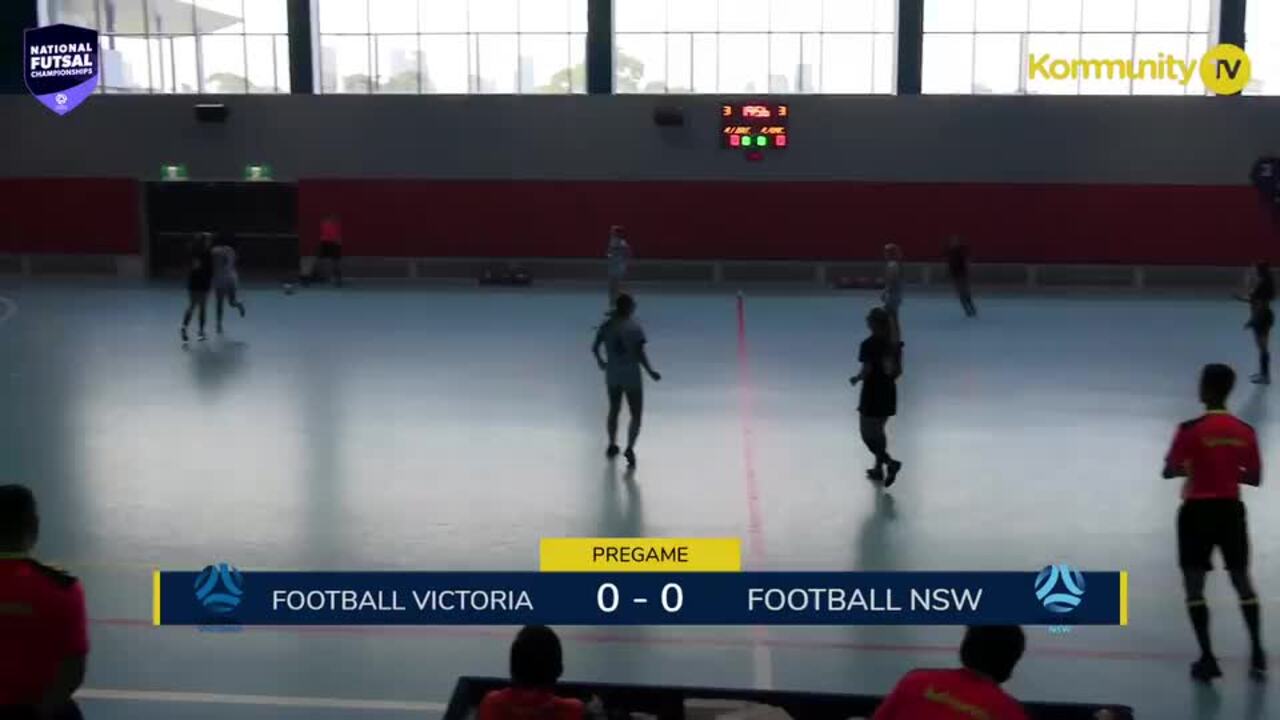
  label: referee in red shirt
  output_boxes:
[1163,364,1266,682]
[0,485,88,720]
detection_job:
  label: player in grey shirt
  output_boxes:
[592,293,661,467]
[882,243,904,343]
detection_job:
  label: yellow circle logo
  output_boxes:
[1200,43,1251,95]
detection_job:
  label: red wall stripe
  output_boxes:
[298,179,1278,265]
[0,179,140,254]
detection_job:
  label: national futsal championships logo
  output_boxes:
[1035,564,1086,614]
[194,563,245,615]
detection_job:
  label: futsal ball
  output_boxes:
[283,283,295,295]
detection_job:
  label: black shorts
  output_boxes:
[1249,306,1274,333]
[319,242,342,260]
[1178,500,1249,571]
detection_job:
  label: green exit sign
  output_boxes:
[160,164,189,181]
[244,164,273,181]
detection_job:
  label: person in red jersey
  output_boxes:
[1163,363,1266,682]
[311,214,344,287]
[872,625,1028,720]
[0,485,88,720]
[479,625,583,720]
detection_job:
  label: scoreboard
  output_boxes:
[721,102,788,150]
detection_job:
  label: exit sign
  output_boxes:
[160,164,189,181]
[244,164,273,181]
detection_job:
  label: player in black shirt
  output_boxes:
[1237,262,1275,385]
[946,235,976,317]
[851,307,903,487]
[181,233,214,344]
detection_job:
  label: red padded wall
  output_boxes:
[0,179,140,254]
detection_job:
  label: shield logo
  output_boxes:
[24,24,100,116]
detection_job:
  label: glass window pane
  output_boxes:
[670,0,717,32]
[1130,33,1193,95]
[975,0,1028,32]
[824,0,874,31]
[772,0,821,33]
[1186,32,1208,94]
[421,0,468,32]
[570,0,588,33]
[873,31,894,93]
[1026,33,1079,93]
[319,0,368,33]
[769,33,800,92]
[371,0,418,34]
[246,35,280,92]
[873,0,896,32]
[719,33,768,92]
[719,0,770,32]
[98,0,145,33]
[149,0,196,34]
[924,0,975,32]
[973,33,1020,93]
[374,34,420,93]
[1136,0,1190,32]
[799,33,821,92]
[521,0,571,33]
[820,33,873,93]
[1029,0,1081,31]
[202,34,247,92]
[1246,0,1280,95]
[692,33,717,91]
[1078,33,1132,94]
[173,35,199,92]
[47,0,99,28]
[275,35,292,92]
[101,36,150,92]
[668,33,693,92]
[319,34,371,92]
[922,33,973,93]
[196,0,245,34]
[244,0,288,34]
[615,33,666,92]
[570,32,586,91]
[421,34,470,92]
[1082,0,1135,32]
[471,0,518,32]
[476,33,518,92]
[615,0,665,32]
[520,34,570,93]
[1188,0,1211,33]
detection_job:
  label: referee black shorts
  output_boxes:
[1178,499,1250,572]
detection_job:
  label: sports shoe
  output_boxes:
[1250,651,1267,682]
[1190,656,1222,683]
[624,448,636,467]
[606,444,620,459]
[237,302,246,318]
[866,467,884,482]
[884,459,903,488]
[1251,374,1271,385]
[198,331,207,342]
[180,327,189,343]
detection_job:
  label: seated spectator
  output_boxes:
[479,625,583,720]
[872,625,1027,720]
[0,485,88,720]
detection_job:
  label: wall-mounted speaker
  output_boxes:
[195,103,229,123]
[653,106,685,127]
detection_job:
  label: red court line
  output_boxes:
[92,617,1204,663]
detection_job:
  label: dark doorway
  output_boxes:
[147,181,298,280]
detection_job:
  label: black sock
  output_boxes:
[1242,597,1263,656]
[1262,351,1271,378]
[1189,602,1214,660]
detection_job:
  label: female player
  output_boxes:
[946,235,977,317]
[1237,262,1275,384]
[606,225,631,305]
[851,307,903,486]
[181,232,214,344]
[592,293,660,467]
[211,235,246,334]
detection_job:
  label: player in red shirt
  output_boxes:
[1163,363,1265,682]
[312,215,344,287]
[0,485,89,719]
[479,625,584,720]
[872,625,1028,720]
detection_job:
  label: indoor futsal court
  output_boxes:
[0,281,1276,719]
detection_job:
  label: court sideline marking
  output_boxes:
[735,291,773,691]
[0,295,16,327]
[76,688,445,713]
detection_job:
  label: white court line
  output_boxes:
[76,688,446,713]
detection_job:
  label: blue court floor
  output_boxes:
[0,280,1275,719]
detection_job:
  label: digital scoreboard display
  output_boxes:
[721,102,788,150]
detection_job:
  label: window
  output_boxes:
[1246,0,1280,94]
[41,0,290,94]
[923,0,1214,95]
[614,0,896,94]
[315,0,587,94]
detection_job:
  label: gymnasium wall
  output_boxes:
[2,94,1278,262]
